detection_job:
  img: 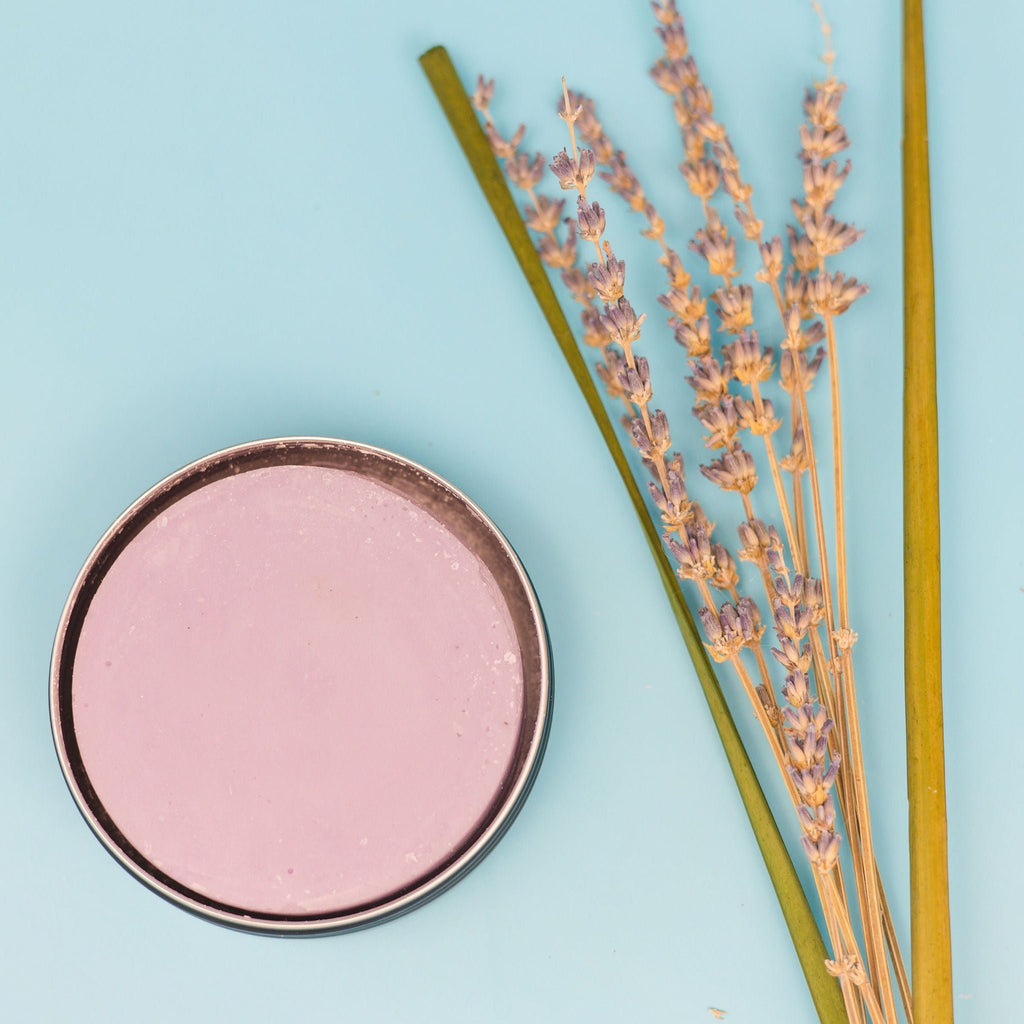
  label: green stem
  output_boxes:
[903,2,953,1021]
[420,44,845,1024]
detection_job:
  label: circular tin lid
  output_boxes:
[51,438,551,934]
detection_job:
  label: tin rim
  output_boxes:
[50,437,552,935]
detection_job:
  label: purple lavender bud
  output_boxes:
[601,154,645,209]
[820,793,837,832]
[774,574,802,607]
[630,416,651,455]
[802,211,864,259]
[648,480,670,514]
[524,195,565,234]
[786,731,815,770]
[549,149,577,190]
[810,706,831,735]
[718,602,741,635]
[807,347,826,383]
[738,517,768,548]
[650,1,679,28]
[601,297,640,346]
[685,355,730,404]
[666,465,688,506]
[784,704,813,734]
[736,596,762,643]
[781,669,811,707]
[698,606,723,643]
[795,605,812,635]
[711,543,738,590]
[650,409,671,447]
[560,266,589,300]
[800,319,826,346]
[803,83,845,129]
[618,357,652,405]
[506,151,546,191]
[797,804,819,836]
[799,123,850,163]
[801,831,841,873]
[589,253,627,303]
[656,20,688,59]
[771,637,801,672]
[759,236,784,277]
[696,396,738,449]
[672,315,711,357]
[700,442,757,494]
[576,196,606,242]
[773,602,799,639]
[665,533,687,563]
[650,56,689,95]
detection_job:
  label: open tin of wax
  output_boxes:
[50,437,551,934]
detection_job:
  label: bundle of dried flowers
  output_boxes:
[470,4,912,1023]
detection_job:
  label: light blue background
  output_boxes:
[0,1,1016,1020]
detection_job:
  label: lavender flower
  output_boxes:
[685,355,730,405]
[600,296,646,349]
[576,197,606,242]
[588,252,626,303]
[700,443,758,495]
[618,356,653,406]
[666,523,716,582]
[696,395,739,449]
[712,285,754,334]
[549,147,595,192]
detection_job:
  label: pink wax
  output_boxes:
[70,463,525,916]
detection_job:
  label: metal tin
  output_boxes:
[50,437,552,934]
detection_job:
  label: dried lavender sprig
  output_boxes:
[649,0,825,586]
[646,9,816,601]
[748,12,901,1017]
[651,0,870,679]
[555,80,760,610]
[685,353,825,739]
[649,0,847,784]
[552,80,683,507]
[553,85,769,620]
[557,76,809,663]
[771,568,839,876]
[785,25,900,1016]
[550,85,740,620]
[557,81,845,805]
[768,562,892,1024]
[560,86,716,364]
[553,91,784,745]
[787,65,867,658]
[471,79,633,409]
[649,9,902,1020]
[565,89,694,295]
[554,83,798,750]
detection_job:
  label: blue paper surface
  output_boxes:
[0,1,1015,1020]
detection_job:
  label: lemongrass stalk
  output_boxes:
[419,44,846,1024]
[902,2,953,1021]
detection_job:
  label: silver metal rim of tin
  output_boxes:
[50,436,552,935]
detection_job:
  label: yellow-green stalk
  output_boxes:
[902,1,953,1020]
